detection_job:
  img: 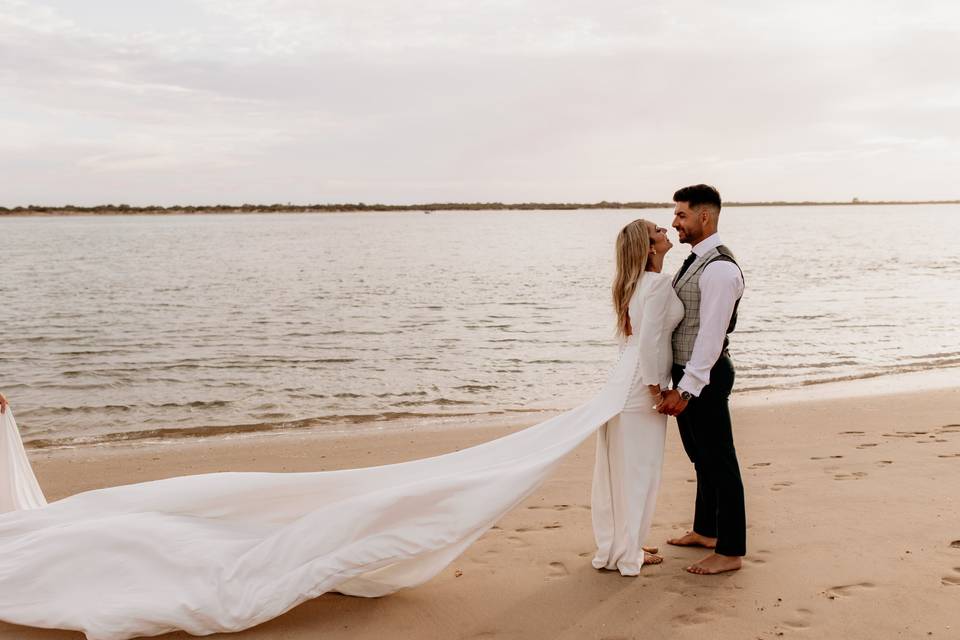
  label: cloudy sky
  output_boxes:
[2,0,958,205]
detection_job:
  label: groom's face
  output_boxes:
[672,202,704,245]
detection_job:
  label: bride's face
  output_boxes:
[647,223,672,256]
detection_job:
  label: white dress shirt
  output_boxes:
[677,233,744,397]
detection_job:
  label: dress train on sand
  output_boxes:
[0,273,680,640]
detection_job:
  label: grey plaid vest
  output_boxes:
[671,245,743,366]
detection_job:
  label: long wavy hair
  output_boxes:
[612,219,651,338]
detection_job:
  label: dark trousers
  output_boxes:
[672,356,746,557]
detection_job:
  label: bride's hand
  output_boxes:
[648,385,663,410]
[0,392,8,414]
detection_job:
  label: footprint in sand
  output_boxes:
[748,462,772,469]
[950,540,960,549]
[938,453,960,458]
[771,481,794,492]
[876,460,894,466]
[506,535,531,548]
[833,471,868,481]
[856,443,879,449]
[543,522,562,530]
[783,607,814,629]
[546,561,569,580]
[743,550,771,566]
[840,431,865,435]
[825,582,876,599]
[811,455,844,460]
[527,504,571,511]
[942,568,960,586]
[671,606,715,626]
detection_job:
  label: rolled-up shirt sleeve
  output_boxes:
[677,261,743,397]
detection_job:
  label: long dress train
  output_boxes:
[0,274,680,640]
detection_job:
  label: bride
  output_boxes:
[0,219,680,640]
[592,218,681,574]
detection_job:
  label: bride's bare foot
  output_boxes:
[642,545,659,555]
[666,531,717,548]
[685,553,742,575]
[643,551,663,565]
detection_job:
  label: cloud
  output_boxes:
[1,0,958,204]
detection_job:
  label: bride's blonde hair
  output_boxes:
[612,219,651,338]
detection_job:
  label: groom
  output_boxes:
[656,184,746,575]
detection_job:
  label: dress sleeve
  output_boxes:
[637,273,671,386]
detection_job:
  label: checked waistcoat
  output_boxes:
[671,245,743,366]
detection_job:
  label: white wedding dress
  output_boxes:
[591,271,684,575]
[0,272,682,640]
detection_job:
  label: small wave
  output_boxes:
[42,404,134,415]
[395,398,475,407]
[455,384,499,392]
[374,391,428,398]
[23,410,496,449]
[740,359,860,371]
[736,361,960,392]
[147,400,232,409]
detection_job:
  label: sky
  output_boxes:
[1,0,958,206]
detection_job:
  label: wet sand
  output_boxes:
[3,386,959,639]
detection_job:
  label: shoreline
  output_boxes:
[5,385,959,639]
[2,200,960,217]
[19,364,960,452]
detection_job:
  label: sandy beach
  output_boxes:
[2,385,959,640]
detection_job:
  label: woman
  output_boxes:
[0,220,682,639]
[592,219,682,575]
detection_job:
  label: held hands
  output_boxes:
[0,392,7,414]
[655,389,689,416]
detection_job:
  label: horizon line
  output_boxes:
[2,198,959,216]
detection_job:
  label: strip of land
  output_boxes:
[2,199,959,216]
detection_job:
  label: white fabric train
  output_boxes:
[1,410,47,512]
[0,341,643,640]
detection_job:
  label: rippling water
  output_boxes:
[2,206,958,446]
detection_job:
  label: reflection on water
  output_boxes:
[1,205,958,445]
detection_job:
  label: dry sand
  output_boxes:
[2,386,959,639]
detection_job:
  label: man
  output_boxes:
[657,184,746,575]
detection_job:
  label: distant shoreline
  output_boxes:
[2,199,958,217]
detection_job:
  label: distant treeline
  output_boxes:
[2,199,958,216]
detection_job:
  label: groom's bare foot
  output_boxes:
[643,552,663,565]
[685,553,742,575]
[666,531,717,548]
[642,545,659,555]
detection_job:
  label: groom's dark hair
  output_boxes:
[673,184,721,212]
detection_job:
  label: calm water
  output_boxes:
[1,206,958,446]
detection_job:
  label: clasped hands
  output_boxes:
[648,385,688,416]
